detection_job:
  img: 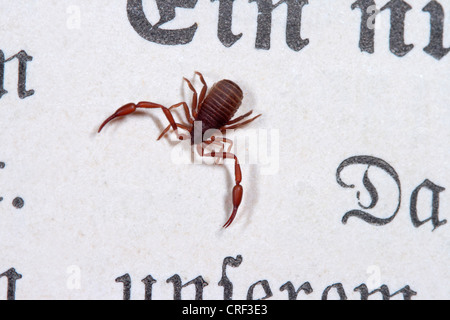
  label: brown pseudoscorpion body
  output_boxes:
[98,72,261,228]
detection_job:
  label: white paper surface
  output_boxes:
[0,0,448,300]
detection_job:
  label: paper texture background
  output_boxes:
[0,0,448,299]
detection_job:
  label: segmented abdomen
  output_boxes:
[197,80,243,134]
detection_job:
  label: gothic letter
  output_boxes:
[381,0,414,57]
[249,0,309,51]
[213,0,243,47]
[0,268,22,300]
[322,283,347,300]
[142,275,157,300]
[127,0,198,45]
[410,179,447,230]
[351,0,377,53]
[247,280,273,300]
[116,273,132,300]
[354,283,417,300]
[423,0,450,60]
[0,50,34,99]
[167,274,208,300]
[280,281,313,300]
[336,156,401,225]
[218,255,243,300]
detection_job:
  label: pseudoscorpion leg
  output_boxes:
[198,142,243,228]
[221,114,262,132]
[183,77,198,119]
[157,123,191,141]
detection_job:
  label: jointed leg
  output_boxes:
[157,123,191,140]
[226,110,254,126]
[221,114,262,132]
[156,102,195,140]
[183,72,207,118]
[204,137,233,164]
[197,140,243,228]
[201,136,233,164]
[169,102,194,124]
[183,77,198,118]
[195,71,208,107]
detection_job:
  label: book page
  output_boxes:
[0,0,448,300]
